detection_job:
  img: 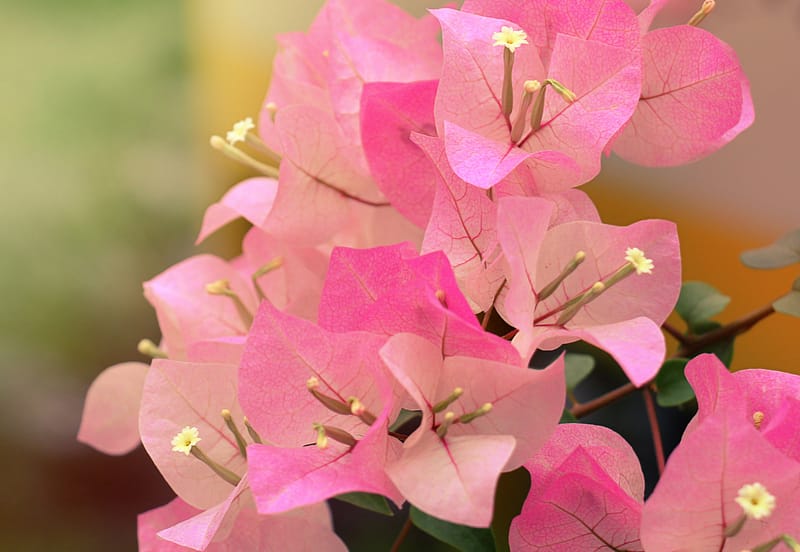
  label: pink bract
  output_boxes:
[510,423,644,551]
[381,333,565,527]
[612,25,753,166]
[239,301,403,513]
[433,3,641,190]
[77,361,149,455]
[497,196,679,386]
[138,489,346,552]
[139,360,247,510]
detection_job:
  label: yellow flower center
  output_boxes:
[171,426,201,455]
[492,26,529,52]
[735,482,776,520]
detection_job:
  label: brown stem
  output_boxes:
[481,304,494,331]
[570,382,636,418]
[389,516,413,552]
[676,303,775,358]
[661,321,688,344]
[642,387,665,475]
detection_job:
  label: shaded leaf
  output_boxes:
[410,506,496,552]
[564,353,595,391]
[741,228,800,269]
[559,409,578,424]
[772,277,800,318]
[334,492,393,516]
[676,281,730,327]
[389,409,422,433]
[690,320,734,367]
[655,358,694,407]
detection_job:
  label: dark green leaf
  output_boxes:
[676,281,730,327]
[741,228,800,269]
[410,507,496,552]
[690,320,734,367]
[389,408,422,433]
[655,359,695,407]
[334,492,393,516]
[559,409,578,423]
[564,353,595,391]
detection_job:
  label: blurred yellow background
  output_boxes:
[0,0,797,550]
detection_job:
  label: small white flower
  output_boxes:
[225,117,255,145]
[492,26,528,52]
[735,482,776,520]
[171,426,201,455]
[625,247,654,275]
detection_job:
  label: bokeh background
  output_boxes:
[1,0,798,550]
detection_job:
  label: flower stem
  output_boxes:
[661,321,688,344]
[389,516,413,552]
[676,303,775,358]
[643,387,665,475]
[569,382,637,418]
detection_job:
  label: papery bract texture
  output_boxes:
[510,423,644,551]
[139,360,247,510]
[138,492,346,552]
[239,301,402,513]
[641,407,800,550]
[433,2,641,190]
[381,333,565,527]
[143,255,258,360]
[78,361,149,455]
[612,26,752,166]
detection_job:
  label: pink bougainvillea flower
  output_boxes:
[261,104,390,245]
[234,227,328,322]
[685,353,800,462]
[497,196,680,386]
[432,2,641,190]
[138,488,346,552]
[380,333,565,527]
[254,0,442,245]
[318,243,520,364]
[239,301,403,514]
[139,359,248,510]
[360,80,439,228]
[611,3,753,166]
[143,255,258,361]
[641,406,800,550]
[413,132,601,312]
[195,178,277,245]
[78,361,149,455]
[510,423,644,551]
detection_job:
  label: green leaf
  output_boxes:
[559,409,578,423]
[564,353,595,391]
[334,492,394,516]
[772,277,800,318]
[655,358,695,407]
[410,507,496,552]
[691,320,734,367]
[676,281,730,327]
[741,228,800,269]
[389,408,421,433]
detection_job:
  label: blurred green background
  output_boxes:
[1,0,797,550]
[1,1,201,550]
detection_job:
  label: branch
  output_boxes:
[390,516,413,552]
[661,321,688,344]
[676,303,775,358]
[642,387,665,475]
[570,382,636,418]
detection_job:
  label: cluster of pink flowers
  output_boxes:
[78,0,800,550]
